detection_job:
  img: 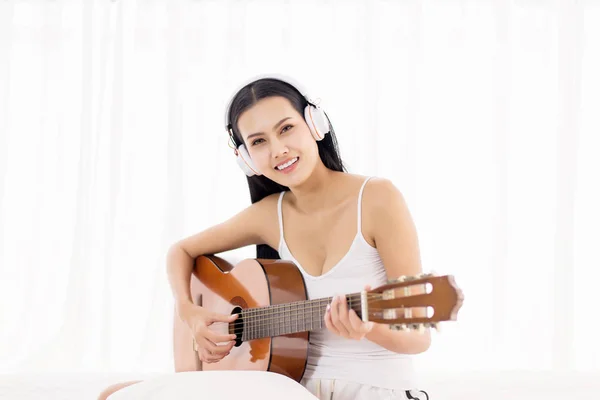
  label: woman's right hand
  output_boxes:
[179,303,239,363]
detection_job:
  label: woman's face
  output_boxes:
[237,96,320,187]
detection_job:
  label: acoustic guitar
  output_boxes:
[173,255,463,382]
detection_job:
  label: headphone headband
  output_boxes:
[223,73,319,136]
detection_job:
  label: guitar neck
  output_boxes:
[235,294,363,341]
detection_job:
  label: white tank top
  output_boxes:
[277,176,416,390]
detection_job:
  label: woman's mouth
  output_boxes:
[275,157,299,174]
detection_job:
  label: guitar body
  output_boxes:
[173,255,310,382]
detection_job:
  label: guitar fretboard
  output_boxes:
[234,295,363,341]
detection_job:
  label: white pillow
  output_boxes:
[108,371,318,400]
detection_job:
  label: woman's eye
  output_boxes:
[251,125,292,146]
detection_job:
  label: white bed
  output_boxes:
[1,370,598,400]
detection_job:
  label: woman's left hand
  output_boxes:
[324,286,374,340]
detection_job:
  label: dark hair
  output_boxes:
[227,77,346,259]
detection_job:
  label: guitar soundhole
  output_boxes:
[231,305,244,347]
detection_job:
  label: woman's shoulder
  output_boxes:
[332,173,403,208]
[354,176,412,248]
[362,176,405,209]
[337,173,406,218]
[358,175,409,226]
[341,173,400,196]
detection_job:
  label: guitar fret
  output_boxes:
[275,306,281,336]
[252,310,256,341]
[279,304,283,336]
[293,302,298,334]
[311,299,316,331]
[260,308,264,339]
[248,311,252,341]
[275,306,279,337]
[270,307,274,338]
[269,307,273,338]
[266,307,271,338]
[258,308,262,339]
[283,304,289,334]
[296,306,300,332]
[301,301,306,332]
[241,310,245,342]
[278,306,282,337]
[283,303,287,336]
[257,309,261,340]
[251,310,255,341]
[247,311,252,341]
[319,299,324,329]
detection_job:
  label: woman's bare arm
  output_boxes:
[168,193,277,315]
[362,178,432,354]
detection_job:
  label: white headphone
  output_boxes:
[224,73,331,177]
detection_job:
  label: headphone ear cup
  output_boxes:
[304,105,330,141]
[235,144,262,177]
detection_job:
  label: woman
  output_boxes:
[99,74,431,400]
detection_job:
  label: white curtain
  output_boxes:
[1,0,599,375]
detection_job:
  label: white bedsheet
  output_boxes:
[1,370,599,400]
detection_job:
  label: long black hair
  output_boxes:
[227,77,346,259]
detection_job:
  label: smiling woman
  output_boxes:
[225,76,348,259]
[99,74,434,400]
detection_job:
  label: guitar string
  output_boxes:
[231,291,420,318]
[229,311,431,339]
[227,312,427,337]
[232,293,373,317]
[226,300,428,336]
[229,314,432,339]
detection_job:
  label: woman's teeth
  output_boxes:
[276,157,298,170]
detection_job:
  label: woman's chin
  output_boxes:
[265,169,307,188]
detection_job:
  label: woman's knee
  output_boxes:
[97,380,142,400]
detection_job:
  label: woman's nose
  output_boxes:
[270,138,289,158]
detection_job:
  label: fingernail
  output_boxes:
[326,304,331,313]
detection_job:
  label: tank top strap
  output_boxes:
[357,176,373,233]
[277,191,286,245]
